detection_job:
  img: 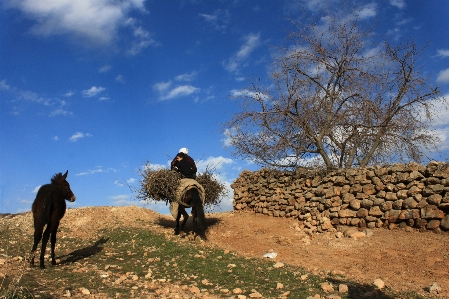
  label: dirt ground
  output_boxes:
[2,205,449,297]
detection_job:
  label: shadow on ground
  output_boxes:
[155,215,221,231]
[326,276,431,299]
[58,237,109,264]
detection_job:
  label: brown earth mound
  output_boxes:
[1,205,448,297]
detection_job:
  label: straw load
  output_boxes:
[136,162,228,211]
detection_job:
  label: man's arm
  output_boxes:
[170,157,178,170]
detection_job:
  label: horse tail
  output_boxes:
[191,188,206,232]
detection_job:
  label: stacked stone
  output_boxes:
[231,162,449,232]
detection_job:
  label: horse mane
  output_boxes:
[51,173,64,185]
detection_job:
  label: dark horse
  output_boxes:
[30,170,76,268]
[174,187,206,238]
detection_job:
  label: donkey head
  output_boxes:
[52,170,76,202]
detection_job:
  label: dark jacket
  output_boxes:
[172,158,196,178]
[171,154,197,173]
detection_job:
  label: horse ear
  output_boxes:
[63,170,68,179]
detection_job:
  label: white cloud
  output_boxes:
[390,0,405,9]
[69,131,92,142]
[153,81,172,92]
[387,27,402,41]
[199,13,217,22]
[0,80,11,90]
[82,86,106,97]
[196,156,234,173]
[99,65,112,73]
[31,185,41,193]
[145,163,167,171]
[110,194,129,201]
[5,0,147,48]
[426,95,449,127]
[230,89,270,102]
[50,108,72,117]
[125,22,157,55]
[199,9,229,32]
[175,71,198,82]
[221,128,233,147]
[115,75,125,83]
[76,166,117,176]
[356,3,377,19]
[287,0,337,13]
[196,156,237,213]
[161,85,199,101]
[437,69,449,84]
[19,90,52,105]
[127,38,153,56]
[127,178,136,184]
[53,136,59,141]
[396,18,412,26]
[1,81,76,115]
[153,80,199,101]
[114,180,124,186]
[223,33,261,73]
[19,198,33,206]
[236,34,260,59]
[207,175,234,213]
[411,95,449,153]
[434,127,449,151]
[437,49,449,58]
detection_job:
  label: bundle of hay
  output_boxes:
[136,162,228,210]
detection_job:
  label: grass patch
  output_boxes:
[0,224,432,298]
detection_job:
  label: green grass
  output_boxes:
[106,229,315,298]
[0,224,434,299]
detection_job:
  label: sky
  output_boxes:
[1,0,449,215]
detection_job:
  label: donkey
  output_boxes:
[30,170,76,268]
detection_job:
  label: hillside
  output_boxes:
[1,206,448,298]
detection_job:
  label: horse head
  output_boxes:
[52,170,76,202]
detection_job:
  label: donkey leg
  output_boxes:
[30,228,43,267]
[50,222,60,266]
[192,208,197,233]
[174,210,182,235]
[39,224,52,269]
[180,208,189,231]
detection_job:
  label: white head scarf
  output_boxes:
[179,148,188,154]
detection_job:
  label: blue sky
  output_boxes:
[1,0,449,215]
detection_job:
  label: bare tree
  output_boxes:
[224,10,445,170]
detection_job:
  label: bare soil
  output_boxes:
[2,205,449,297]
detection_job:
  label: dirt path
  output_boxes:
[206,211,449,297]
[2,205,449,297]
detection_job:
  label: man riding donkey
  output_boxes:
[170,147,197,179]
[170,148,206,237]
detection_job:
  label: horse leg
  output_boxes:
[50,221,60,266]
[39,223,52,269]
[180,208,189,232]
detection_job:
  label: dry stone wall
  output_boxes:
[231,161,449,233]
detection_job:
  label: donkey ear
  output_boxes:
[63,170,68,179]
